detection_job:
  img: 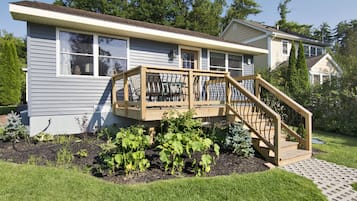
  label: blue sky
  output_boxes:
[1,0,356,38]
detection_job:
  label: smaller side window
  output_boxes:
[304,45,310,57]
[282,41,289,55]
[310,46,317,56]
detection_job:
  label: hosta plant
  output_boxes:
[157,110,220,176]
[99,126,150,175]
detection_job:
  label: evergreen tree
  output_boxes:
[222,0,261,30]
[0,40,22,105]
[276,0,291,27]
[313,22,333,45]
[287,42,297,93]
[295,41,310,102]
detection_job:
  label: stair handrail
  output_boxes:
[235,74,312,151]
[225,75,282,164]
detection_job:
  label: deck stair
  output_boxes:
[111,66,312,166]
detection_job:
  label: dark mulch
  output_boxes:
[0,134,269,185]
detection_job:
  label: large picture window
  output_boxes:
[58,30,128,77]
[209,51,243,77]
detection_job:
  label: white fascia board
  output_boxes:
[273,32,326,46]
[10,4,268,55]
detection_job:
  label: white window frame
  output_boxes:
[310,72,332,85]
[56,28,129,78]
[208,50,244,76]
[178,45,202,69]
[303,44,324,57]
[282,40,289,56]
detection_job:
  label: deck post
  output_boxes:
[255,74,261,100]
[304,113,312,152]
[225,74,231,119]
[188,70,194,110]
[274,116,281,165]
[123,73,128,116]
[140,67,147,120]
[111,77,117,111]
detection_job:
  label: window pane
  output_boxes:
[230,70,242,77]
[228,54,242,69]
[313,75,320,85]
[60,53,93,75]
[99,57,127,76]
[304,45,310,57]
[311,47,317,56]
[317,48,322,56]
[182,51,195,69]
[210,67,225,72]
[60,31,93,54]
[322,75,329,83]
[210,52,225,67]
[99,36,127,58]
[282,41,288,54]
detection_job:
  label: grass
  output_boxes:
[0,160,326,201]
[312,130,357,168]
[352,183,357,191]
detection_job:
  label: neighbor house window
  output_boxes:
[303,44,324,57]
[58,30,128,77]
[282,40,289,55]
[313,74,320,85]
[209,51,243,77]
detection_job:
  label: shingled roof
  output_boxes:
[12,1,247,47]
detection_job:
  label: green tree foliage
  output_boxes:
[0,39,22,106]
[334,20,357,56]
[287,42,297,92]
[276,0,312,37]
[313,22,333,45]
[189,0,224,36]
[294,41,310,103]
[222,0,261,30]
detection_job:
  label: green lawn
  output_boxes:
[0,160,326,201]
[352,183,357,191]
[312,130,357,168]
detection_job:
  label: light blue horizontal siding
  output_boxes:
[28,23,113,117]
[130,38,179,69]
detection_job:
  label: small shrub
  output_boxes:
[32,132,54,143]
[27,155,47,165]
[55,135,74,146]
[157,110,219,176]
[97,125,120,140]
[225,122,254,157]
[56,147,74,167]
[99,125,150,175]
[0,105,17,115]
[1,111,28,143]
[75,149,88,158]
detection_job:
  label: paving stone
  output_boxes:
[282,158,357,201]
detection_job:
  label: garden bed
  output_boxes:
[0,134,268,184]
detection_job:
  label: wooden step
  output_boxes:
[280,140,299,151]
[278,149,311,166]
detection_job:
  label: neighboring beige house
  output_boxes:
[221,19,342,84]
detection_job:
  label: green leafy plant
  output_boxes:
[157,110,219,176]
[1,111,28,143]
[99,126,150,175]
[56,147,74,168]
[32,132,54,143]
[75,149,88,158]
[97,125,120,140]
[225,122,254,157]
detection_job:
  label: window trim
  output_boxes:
[310,72,333,85]
[178,45,202,69]
[208,50,244,76]
[282,40,289,56]
[56,28,129,78]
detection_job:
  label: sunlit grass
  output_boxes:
[312,130,357,168]
[0,160,326,201]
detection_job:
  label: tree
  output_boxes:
[287,42,297,93]
[334,20,357,56]
[275,0,313,38]
[295,41,310,102]
[276,0,291,27]
[313,22,333,45]
[0,40,22,106]
[189,0,224,36]
[222,0,261,30]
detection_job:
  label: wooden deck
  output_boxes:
[111,66,312,166]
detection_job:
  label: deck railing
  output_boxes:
[234,75,312,151]
[111,66,228,121]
